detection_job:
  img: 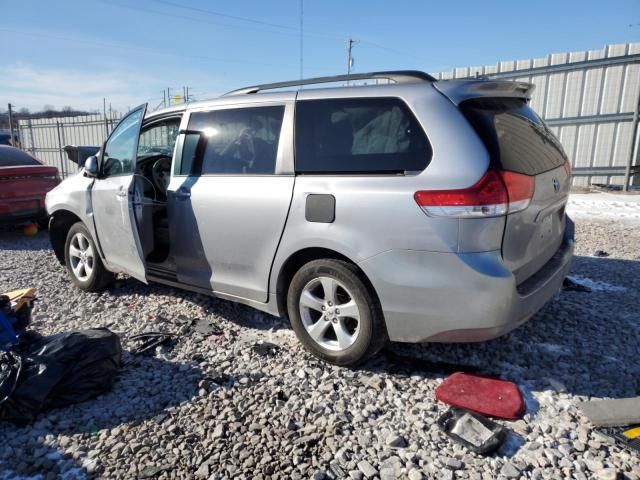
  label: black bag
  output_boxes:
[0,328,121,424]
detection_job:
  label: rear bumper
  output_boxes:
[359,226,574,343]
[0,199,47,224]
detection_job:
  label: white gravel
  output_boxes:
[0,216,639,479]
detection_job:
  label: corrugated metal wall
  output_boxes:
[17,114,120,178]
[435,43,640,187]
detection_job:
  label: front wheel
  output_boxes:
[287,259,387,366]
[64,222,114,292]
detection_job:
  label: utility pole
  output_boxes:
[163,90,166,108]
[167,87,171,106]
[185,86,190,102]
[7,103,14,146]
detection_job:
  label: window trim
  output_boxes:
[99,105,147,178]
[173,100,294,178]
[136,115,183,161]
[292,96,432,176]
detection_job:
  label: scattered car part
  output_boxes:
[578,397,640,427]
[252,341,280,357]
[435,372,525,420]
[595,425,640,455]
[438,407,507,455]
[130,331,177,355]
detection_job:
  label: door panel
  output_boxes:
[91,105,147,282]
[167,100,295,302]
[168,176,294,301]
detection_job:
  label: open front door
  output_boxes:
[91,104,148,282]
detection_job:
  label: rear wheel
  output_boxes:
[64,222,114,291]
[287,259,387,366]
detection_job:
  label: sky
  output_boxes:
[1,0,639,113]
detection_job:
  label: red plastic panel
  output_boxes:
[435,372,525,420]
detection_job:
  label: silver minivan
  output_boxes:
[46,71,574,365]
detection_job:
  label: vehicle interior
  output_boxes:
[132,116,180,267]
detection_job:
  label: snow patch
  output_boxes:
[567,192,640,223]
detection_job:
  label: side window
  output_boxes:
[294,98,431,174]
[137,118,181,159]
[102,109,144,177]
[185,106,284,175]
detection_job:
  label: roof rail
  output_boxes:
[223,70,436,96]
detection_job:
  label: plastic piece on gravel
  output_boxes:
[130,332,177,355]
[437,407,506,455]
[435,372,525,420]
[578,397,640,427]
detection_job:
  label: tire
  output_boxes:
[64,222,114,292]
[287,259,387,366]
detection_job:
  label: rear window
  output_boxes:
[460,98,567,176]
[295,98,431,174]
[0,147,41,167]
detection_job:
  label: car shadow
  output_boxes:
[0,352,207,479]
[0,227,51,251]
[105,275,287,333]
[98,254,639,403]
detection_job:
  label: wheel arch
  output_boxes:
[49,209,84,265]
[274,247,381,319]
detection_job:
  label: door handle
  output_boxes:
[116,191,127,198]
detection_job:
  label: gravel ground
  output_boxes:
[0,218,638,480]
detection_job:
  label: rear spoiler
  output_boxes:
[433,80,534,106]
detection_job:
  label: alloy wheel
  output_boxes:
[299,276,361,351]
[68,232,95,282]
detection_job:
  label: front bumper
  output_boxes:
[359,228,574,343]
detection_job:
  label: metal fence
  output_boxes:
[17,114,121,178]
[435,42,640,188]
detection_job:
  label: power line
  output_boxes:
[0,27,295,68]
[98,0,442,66]
[151,0,299,32]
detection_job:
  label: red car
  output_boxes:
[0,146,60,226]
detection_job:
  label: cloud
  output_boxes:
[0,63,166,113]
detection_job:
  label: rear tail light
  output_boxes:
[563,159,572,177]
[414,169,535,218]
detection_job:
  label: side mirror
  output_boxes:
[84,155,99,177]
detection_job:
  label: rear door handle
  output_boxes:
[116,190,127,198]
